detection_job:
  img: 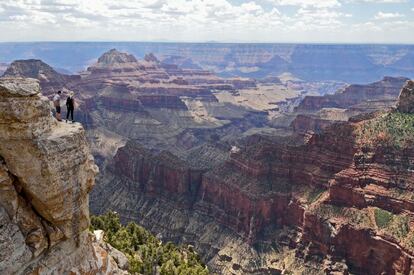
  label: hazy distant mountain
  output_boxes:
[0,42,413,83]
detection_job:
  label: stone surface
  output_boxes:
[0,77,127,274]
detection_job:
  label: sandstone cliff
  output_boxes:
[0,77,126,274]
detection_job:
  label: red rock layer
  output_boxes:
[290,114,336,134]
[110,142,203,208]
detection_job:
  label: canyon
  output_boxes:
[1,47,414,274]
[92,81,414,274]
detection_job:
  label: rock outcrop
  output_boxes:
[397,80,414,113]
[0,77,126,274]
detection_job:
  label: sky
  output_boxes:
[0,0,413,43]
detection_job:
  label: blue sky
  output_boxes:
[0,0,413,43]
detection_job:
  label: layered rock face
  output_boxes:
[92,81,414,274]
[76,48,235,101]
[0,78,126,274]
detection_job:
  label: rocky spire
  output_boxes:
[397,80,414,113]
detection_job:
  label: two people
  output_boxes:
[53,90,75,122]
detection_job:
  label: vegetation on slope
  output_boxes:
[374,208,393,228]
[90,211,209,275]
[357,111,414,148]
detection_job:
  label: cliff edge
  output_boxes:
[0,77,126,274]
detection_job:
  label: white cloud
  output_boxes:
[374,11,404,19]
[0,0,412,43]
[269,0,340,8]
[347,0,408,3]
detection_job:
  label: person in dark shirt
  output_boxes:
[66,91,75,122]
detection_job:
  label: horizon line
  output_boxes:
[0,41,414,46]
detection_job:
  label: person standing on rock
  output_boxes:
[66,91,75,123]
[53,90,62,121]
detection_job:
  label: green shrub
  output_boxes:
[91,211,209,275]
[358,112,414,149]
[374,208,393,228]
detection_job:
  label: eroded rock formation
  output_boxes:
[0,77,126,274]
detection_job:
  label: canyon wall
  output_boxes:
[0,77,126,274]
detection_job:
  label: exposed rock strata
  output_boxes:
[0,77,126,274]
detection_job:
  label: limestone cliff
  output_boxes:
[0,77,127,274]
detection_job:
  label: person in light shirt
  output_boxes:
[52,90,62,121]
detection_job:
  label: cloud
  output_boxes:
[347,0,408,3]
[374,11,404,19]
[0,0,412,43]
[269,0,340,8]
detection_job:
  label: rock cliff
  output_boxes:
[0,77,126,274]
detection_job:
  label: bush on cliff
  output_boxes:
[374,208,393,229]
[358,112,414,149]
[90,211,209,275]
